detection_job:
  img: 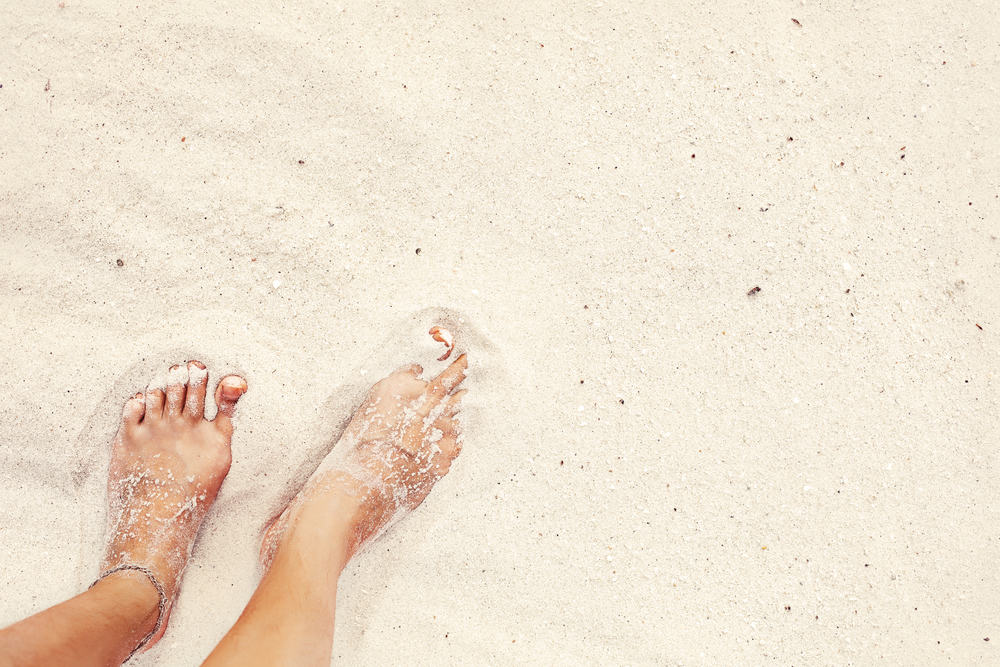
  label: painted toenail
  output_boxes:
[188,364,208,383]
[220,377,247,398]
[188,360,206,370]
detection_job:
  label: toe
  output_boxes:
[434,434,460,472]
[213,375,248,436]
[145,388,166,419]
[446,431,464,461]
[442,390,467,416]
[121,392,146,426]
[418,354,468,416]
[434,416,459,437]
[395,363,423,377]
[184,360,208,418]
[164,364,188,416]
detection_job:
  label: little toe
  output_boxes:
[121,392,146,426]
[184,360,208,418]
[444,432,463,458]
[213,375,248,436]
[435,433,460,467]
[434,416,459,436]
[145,388,166,419]
[164,364,189,417]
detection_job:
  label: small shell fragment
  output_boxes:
[428,325,454,361]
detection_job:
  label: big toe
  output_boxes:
[213,375,248,435]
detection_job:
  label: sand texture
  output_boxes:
[1,1,998,664]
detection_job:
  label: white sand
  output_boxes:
[1,1,998,664]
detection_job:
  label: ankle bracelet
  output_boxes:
[90,564,168,662]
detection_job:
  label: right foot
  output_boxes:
[260,354,468,571]
[101,361,248,649]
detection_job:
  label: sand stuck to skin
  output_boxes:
[1,1,998,664]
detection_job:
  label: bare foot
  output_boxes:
[260,354,468,571]
[102,360,247,649]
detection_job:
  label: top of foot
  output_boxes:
[260,354,468,572]
[102,360,247,649]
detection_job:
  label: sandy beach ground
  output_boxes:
[1,1,998,664]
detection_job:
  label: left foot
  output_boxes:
[101,360,248,649]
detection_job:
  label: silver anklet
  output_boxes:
[90,564,168,662]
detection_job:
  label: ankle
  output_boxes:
[280,492,359,575]
[90,570,163,634]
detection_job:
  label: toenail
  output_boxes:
[188,360,206,369]
[220,377,247,398]
[188,364,208,383]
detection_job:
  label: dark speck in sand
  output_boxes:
[298,159,304,164]
[748,285,761,296]
[845,288,850,293]
[976,323,983,330]
[619,399,625,405]
[44,79,50,92]
[415,248,421,255]
[691,153,696,158]
[116,259,124,267]
[791,18,801,26]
